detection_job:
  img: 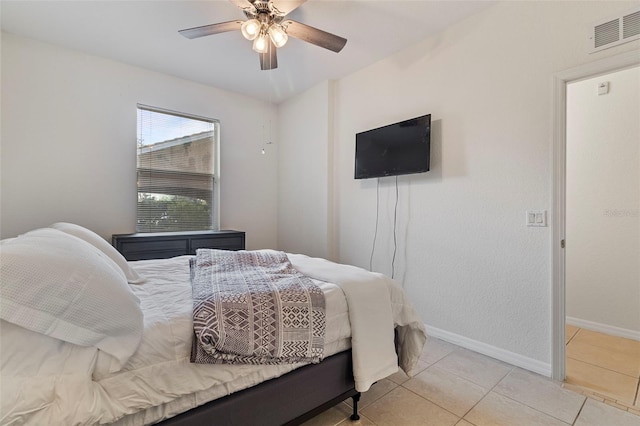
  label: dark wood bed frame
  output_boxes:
[159,350,360,425]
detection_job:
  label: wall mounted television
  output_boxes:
[354,114,431,179]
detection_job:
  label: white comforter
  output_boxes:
[1,254,426,426]
[289,254,426,392]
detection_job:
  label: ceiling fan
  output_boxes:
[178,0,347,71]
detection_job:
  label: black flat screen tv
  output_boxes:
[355,114,431,179]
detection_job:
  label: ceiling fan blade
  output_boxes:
[259,40,278,70]
[228,0,256,9]
[179,21,243,39]
[284,20,347,53]
[269,0,307,16]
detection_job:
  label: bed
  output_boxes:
[0,224,427,425]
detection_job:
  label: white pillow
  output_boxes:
[50,222,145,284]
[0,228,143,370]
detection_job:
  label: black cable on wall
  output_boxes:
[370,176,400,279]
[391,176,398,279]
[369,179,380,272]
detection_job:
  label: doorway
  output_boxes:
[552,50,640,387]
[563,66,640,408]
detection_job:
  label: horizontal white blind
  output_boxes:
[136,106,218,232]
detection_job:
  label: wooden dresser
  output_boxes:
[112,230,245,260]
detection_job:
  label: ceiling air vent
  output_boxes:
[589,6,640,53]
[623,10,640,39]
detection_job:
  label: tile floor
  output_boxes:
[565,325,640,412]
[302,337,640,426]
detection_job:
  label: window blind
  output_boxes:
[136,106,218,232]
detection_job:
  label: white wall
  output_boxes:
[566,66,640,334]
[3,1,640,373]
[283,1,640,370]
[277,81,333,259]
[1,33,278,249]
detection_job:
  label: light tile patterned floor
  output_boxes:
[564,326,640,415]
[302,337,640,426]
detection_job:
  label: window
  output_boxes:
[136,105,219,232]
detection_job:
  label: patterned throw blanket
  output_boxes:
[190,249,326,365]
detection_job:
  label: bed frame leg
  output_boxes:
[350,393,361,421]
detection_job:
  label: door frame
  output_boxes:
[551,49,640,381]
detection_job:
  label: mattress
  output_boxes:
[110,256,353,425]
[1,256,352,426]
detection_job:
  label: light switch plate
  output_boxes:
[527,210,547,227]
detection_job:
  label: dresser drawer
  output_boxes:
[191,235,244,252]
[118,239,188,261]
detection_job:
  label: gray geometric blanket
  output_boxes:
[190,249,325,365]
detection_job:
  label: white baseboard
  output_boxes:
[566,317,640,342]
[424,324,552,377]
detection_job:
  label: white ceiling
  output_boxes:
[1,0,494,103]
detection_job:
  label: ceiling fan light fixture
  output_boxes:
[268,24,288,48]
[178,0,348,71]
[252,32,269,53]
[241,19,261,41]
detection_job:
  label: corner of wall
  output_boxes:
[326,79,340,262]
